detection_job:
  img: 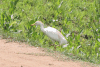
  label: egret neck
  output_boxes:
[39,23,45,32]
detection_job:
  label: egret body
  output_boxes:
[31,21,68,48]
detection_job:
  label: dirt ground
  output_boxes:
[0,39,99,67]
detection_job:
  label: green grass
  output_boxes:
[0,0,100,64]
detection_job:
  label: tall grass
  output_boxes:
[0,0,100,64]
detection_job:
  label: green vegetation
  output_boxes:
[0,0,100,64]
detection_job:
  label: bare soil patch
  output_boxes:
[0,39,99,67]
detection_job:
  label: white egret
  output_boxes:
[30,21,68,48]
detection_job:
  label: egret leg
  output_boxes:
[49,40,54,47]
[54,45,56,50]
[50,40,55,46]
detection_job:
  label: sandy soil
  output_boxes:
[0,39,99,67]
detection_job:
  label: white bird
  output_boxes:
[30,21,68,48]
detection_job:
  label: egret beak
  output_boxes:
[30,23,35,26]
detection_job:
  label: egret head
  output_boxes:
[30,21,44,26]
